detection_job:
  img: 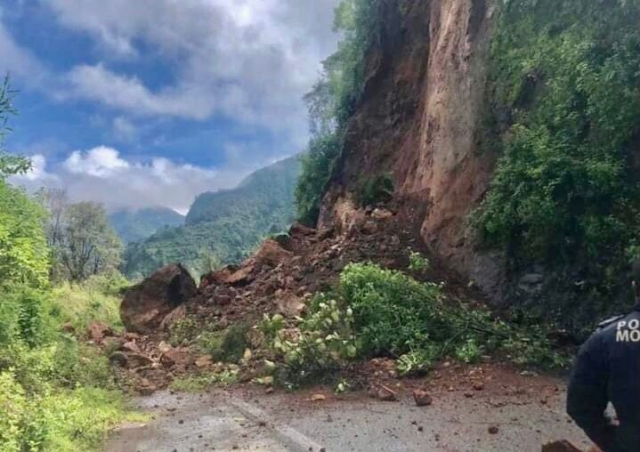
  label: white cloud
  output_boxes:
[64,146,130,177]
[49,0,341,137]
[12,145,269,212]
[66,65,215,120]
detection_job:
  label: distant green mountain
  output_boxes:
[122,155,301,280]
[109,207,184,244]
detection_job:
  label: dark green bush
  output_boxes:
[340,263,449,356]
[198,324,250,364]
[0,287,55,349]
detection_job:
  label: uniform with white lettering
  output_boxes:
[568,309,640,452]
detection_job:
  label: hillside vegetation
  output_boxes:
[109,207,184,244]
[0,81,137,451]
[123,156,301,279]
[475,0,640,334]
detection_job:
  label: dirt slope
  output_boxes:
[320,0,505,300]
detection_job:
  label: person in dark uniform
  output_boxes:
[567,261,640,452]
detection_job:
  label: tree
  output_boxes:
[0,76,30,179]
[0,77,49,288]
[55,202,123,282]
[196,250,221,276]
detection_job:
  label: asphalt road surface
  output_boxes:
[106,377,592,452]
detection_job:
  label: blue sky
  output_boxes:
[1,0,340,213]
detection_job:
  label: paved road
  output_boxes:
[106,381,592,452]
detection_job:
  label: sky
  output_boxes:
[0,0,341,214]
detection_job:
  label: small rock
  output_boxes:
[371,208,393,221]
[520,370,539,377]
[377,385,397,402]
[360,220,378,235]
[87,321,114,344]
[541,440,584,452]
[413,389,432,407]
[488,425,499,435]
[473,381,485,391]
[195,355,213,369]
[311,394,326,402]
[120,340,140,354]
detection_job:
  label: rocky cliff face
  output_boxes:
[320,0,504,299]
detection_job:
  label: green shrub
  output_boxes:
[169,317,199,347]
[455,339,483,364]
[0,180,50,289]
[0,287,55,349]
[197,324,250,364]
[341,263,449,356]
[408,251,430,272]
[262,263,567,384]
[0,371,27,451]
[170,370,239,393]
[341,263,567,369]
[355,174,394,207]
[0,366,134,452]
[396,348,438,377]
[262,295,357,385]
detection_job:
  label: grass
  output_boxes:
[50,282,123,333]
[169,370,239,393]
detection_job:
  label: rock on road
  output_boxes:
[106,375,592,452]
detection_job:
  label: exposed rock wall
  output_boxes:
[320,0,505,300]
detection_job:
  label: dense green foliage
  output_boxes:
[109,207,184,244]
[123,156,300,279]
[475,0,640,333]
[263,262,566,385]
[0,182,50,288]
[295,134,341,225]
[0,84,135,451]
[0,237,133,451]
[295,0,384,224]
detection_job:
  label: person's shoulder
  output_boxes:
[597,314,626,332]
[581,314,626,350]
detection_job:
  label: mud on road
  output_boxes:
[106,366,591,452]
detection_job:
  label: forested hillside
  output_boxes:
[122,156,301,279]
[109,207,184,243]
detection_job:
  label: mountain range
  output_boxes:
[119,155,301,280]
[109,207,185,244]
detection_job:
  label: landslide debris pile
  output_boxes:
[109,204,456,393]
[108,201,566,397]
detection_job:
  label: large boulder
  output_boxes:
[121,264,196,333]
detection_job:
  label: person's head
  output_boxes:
[632,260,640,301]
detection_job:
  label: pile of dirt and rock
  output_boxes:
[105,202,478,394]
